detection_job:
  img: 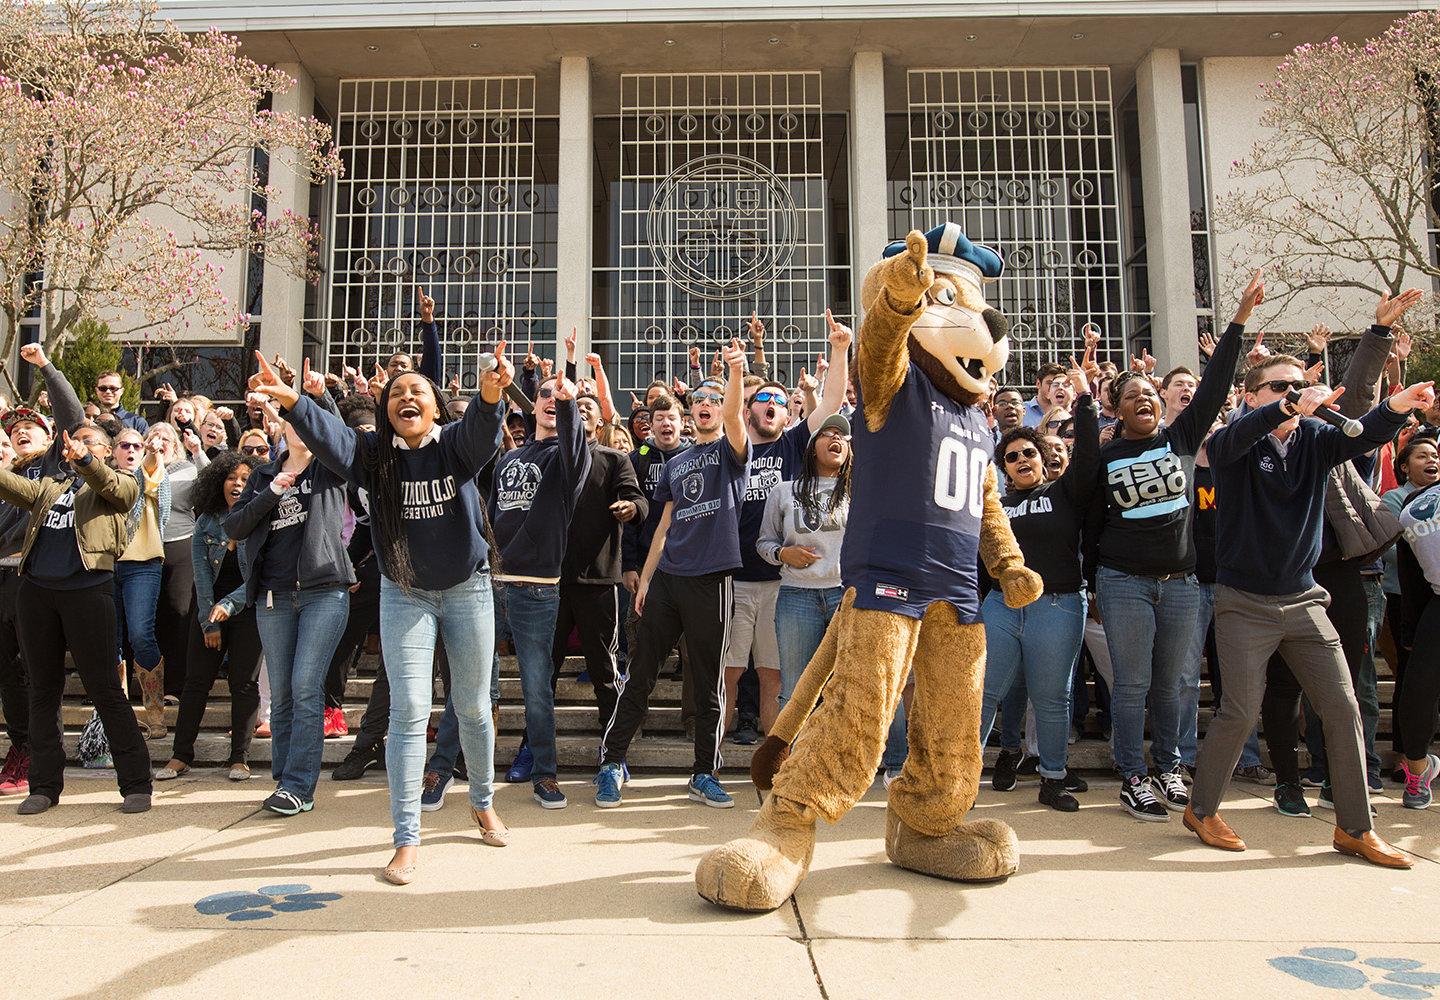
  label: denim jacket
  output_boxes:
[193,512,248,633]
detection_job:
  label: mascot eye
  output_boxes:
[935,285,957,306]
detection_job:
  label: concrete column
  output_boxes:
[260,61,316,364]
[1135,48,1197,370]
[849,51,888,324]
[556,55,594,361]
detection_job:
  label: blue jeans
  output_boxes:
[979,591,1086,779]
[775,585,843,706]
[382,570,497,848]
[1097,567,1203,779]
[998,673,1027,750]
[1180,582,1260,769]
[115,559,163,669]
[255,587,349,801]
[496,581,561,782]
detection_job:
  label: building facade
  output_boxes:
[142,0,1429,399]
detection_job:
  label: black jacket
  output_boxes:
[563,442,648,585]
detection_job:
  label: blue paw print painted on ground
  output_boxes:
[194,883,343,922]
[1270,949,1440,998]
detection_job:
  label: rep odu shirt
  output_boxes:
[841,361,988,622]
[735,421,810,582]
[654,436,750,577]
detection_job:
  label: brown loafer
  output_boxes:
[1183,804,1246,851]
[1333,829,1412,869]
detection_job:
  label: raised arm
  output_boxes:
[586,351,616,424]
[807,310,852,434]
[69,436,139,513]
[721,338,748,463]
[549,383,592,506]
[415,287,442,384]
[0,466,42,510]
[255,354,367,487]
[224,468,286,540]
[1172,271,1261,450]
[857,231,933,415]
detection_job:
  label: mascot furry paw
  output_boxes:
[695,224,1042,912]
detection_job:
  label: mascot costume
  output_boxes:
[695,224,1044,912]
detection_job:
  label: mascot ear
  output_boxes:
[983,308,1009,345]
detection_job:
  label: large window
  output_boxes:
[892,68,1131,385]
[592,72,852,393]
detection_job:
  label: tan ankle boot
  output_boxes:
[134,658,167,740]
[695,793,817,912]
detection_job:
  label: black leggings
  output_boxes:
[1386,593,1410,754]
[18,578,151,801]
[1399,599,1440,762]
[156,539,196,696]
[171,609,264,766]
[324,567,379,709]
[1261,655,1304,786]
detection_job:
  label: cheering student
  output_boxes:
[1185,359,1434,868]
[110,427,171,739]
[0,401,149,814]
[158,452,266,783]
[251,345,511,887]
[226,418,354,819]
[1395,480,1440,809]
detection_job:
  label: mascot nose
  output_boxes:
[982,308,1009,345]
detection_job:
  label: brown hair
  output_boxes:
[1243,354,1306,392]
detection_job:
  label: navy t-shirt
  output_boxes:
[654,436,751,577]
[258,465,314,593]
[27,477,110,589]
[735,421,810,582]
[841,362,988,622]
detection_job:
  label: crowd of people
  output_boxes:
[0,275,1437,881]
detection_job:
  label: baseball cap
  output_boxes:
[4,407,52,436]
[808,412,850,448]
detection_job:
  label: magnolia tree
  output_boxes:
[1219,10,1440,345]
[0,0,341,397]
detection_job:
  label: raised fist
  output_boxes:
[881,230,935,306]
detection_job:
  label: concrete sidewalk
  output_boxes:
[1,772,1436,1000]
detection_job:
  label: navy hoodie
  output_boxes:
[1207,399,1406,596]
[283,391,504,592]
[489,398,590,582]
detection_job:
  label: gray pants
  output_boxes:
[1192,584,1372,833]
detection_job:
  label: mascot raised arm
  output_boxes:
[695,223,1044,912]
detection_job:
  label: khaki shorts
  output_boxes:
[724,578,781,670]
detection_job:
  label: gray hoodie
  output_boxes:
[757,477,848,589]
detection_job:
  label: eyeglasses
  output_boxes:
[751,390,787,406]
[1004,446,1041,463]
[537,387,554,399]
[1261,379,1310,394]
[115,441,142,451]
[240,445,269,456]
[1045,419,1068,430]
[96,384,121,393]
[993,398,1023,408]
[692,391,723,404]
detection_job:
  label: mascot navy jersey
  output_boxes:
[841,360,989,622]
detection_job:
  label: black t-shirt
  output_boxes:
[258,466,314,593]
[1193,464,1217,585]
[735,422,810,582]
[213,545,244,601]
[27,478,111,590]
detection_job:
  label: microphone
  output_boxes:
[476,352,498,374]
[1285,389,1363,437]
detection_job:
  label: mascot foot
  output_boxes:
[885,808,1019,883]
[750,735,790,792]
[696,794,816,912]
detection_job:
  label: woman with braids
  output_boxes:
[158,451,265,782]
[1093,272,1259,823]
[225,419,354,818]
[978,361,1098,813]
[250,344,511,886]
[757,413,852,712]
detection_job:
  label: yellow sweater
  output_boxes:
[120,462,166,563]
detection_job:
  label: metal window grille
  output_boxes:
[324,77,541,391]
[602,72,838,392]
[903,68,1129,386]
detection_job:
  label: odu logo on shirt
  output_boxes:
[1107,446,1188,519]
[496,461,542,512]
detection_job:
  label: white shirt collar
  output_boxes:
[392,425,442,450]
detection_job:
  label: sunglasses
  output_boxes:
[240,445,269,456]
[115,441,143,451]
[751,390,787,406]
[1004,446,1041,463]
[96,384,121,393]
[1045,419,1067,430]
[692,391,723,404]
[1261,379,1310,394]
[537,387,554,399]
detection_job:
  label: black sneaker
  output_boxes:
[1150,771,1190,812]
[1039,776,1079,812]
[1062,771,1089,793]
[262,788,313,816]
[991,748,1022,792]
[1233,764,1276,786]
[731,718,760,746]
[1120,774,1169,822]
[1016,755,1039,780]
[1274,782,1311,817]
[332,742,384,781]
